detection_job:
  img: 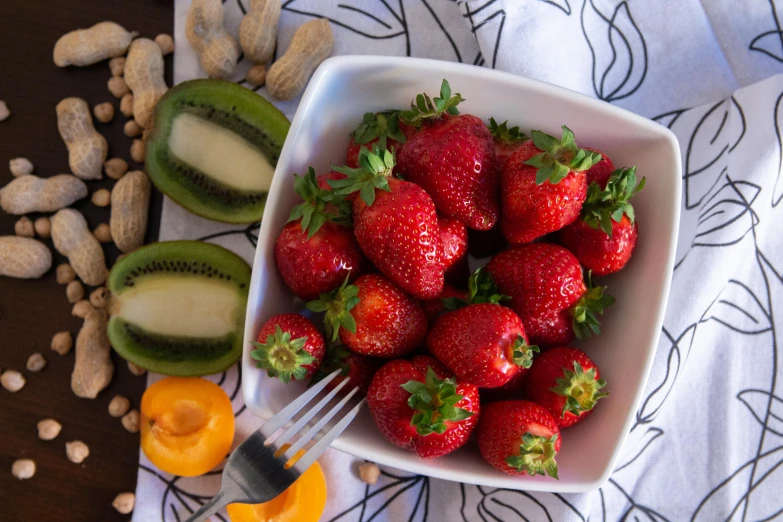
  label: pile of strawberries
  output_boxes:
[254,80,645,479]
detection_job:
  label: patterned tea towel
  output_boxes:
[134,1,783,520]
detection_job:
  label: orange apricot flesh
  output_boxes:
[226,462,327,522]
[140,377,235,477]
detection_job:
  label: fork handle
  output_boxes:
[186,489,229,522]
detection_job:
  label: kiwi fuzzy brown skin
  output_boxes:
[106,241,252,376]
[145,79,290,224]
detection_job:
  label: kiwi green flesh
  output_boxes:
[107,241,252,377]
[145,79,290,224]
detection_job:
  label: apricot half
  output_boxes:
[226,462,327,522]
[140,377,235,477]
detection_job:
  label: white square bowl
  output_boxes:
[242,56,681,493]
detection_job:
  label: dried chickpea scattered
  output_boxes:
[26,353,47,372]
[359,462,380,485]
[65,440,90,464]
[112,492,135,515]
[9,157,34,177]
[34,217,51,238]
[109,56,126,77]
[127,361,147,376]
[56,263,76,284]
[91,189,111,207]
[123,119,142,137]
[93,102,115,123]
[130,139,145,163]
[15,217,35,238]
[51,331,73,355]
[122,409,140,433]
[11,459,35,480]
[37,419,62,440]
[108,76,130,98]
[104,158,128,180]
[1,370,26,392]
[72,300,94,319]
[0,101,10,121]
[93,223,112,244]
[119,93,134,117]
[89,287,108,309]
[246,64,267,87]
[154,33,175,55]
[108,395,130,418]
[66,280,84,303]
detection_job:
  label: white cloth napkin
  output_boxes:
[135,1,783,520]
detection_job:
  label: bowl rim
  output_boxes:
[242,54,682,493]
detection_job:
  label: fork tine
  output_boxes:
[262,369,342,438]
[269,376,351,447]
[283,386,361,459]
[293,397,367,472]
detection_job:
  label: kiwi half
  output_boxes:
[107,241,251,376]
[145,79,290,223]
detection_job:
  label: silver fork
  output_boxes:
[185,370,365,522]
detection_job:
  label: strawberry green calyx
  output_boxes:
[550,361,609,417]
[310,343,352,384]
[400,79,463,127]
[511,336,539,369]
[524,126,602,185]
[330,145,395,206]
[571,272,615,340]
[306,276,360,342]
[505,433,559,479]
[582,166,646,237]
[287,167,352,239]
[401,367,474,436]
[442,267,510,310]
[352,110,408,149]
[488,117,528,143]
[250,325,317,384]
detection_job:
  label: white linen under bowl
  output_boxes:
[242,56,681,493]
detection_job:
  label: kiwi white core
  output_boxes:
[168,112,274,192]
[114,275,241,338]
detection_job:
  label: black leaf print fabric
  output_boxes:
[136,1,783,520]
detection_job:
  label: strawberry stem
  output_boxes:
[400,367,474,436]
[549,361,609,417]
[523,126,602,185]
[505,433,559,479]
[581,166,646,237]
[310,343,352,385]
[352,110,408,149]
[571,271,615,340]
[306,276,360,342]
[250,325,317,384]
[442,267,510,310]
[330,145,395,206]
[510,336,539,369]
[287,167,352,239]
[400,79,463,127]
[488,117,528,143]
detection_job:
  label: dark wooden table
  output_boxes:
[1,2,172,520]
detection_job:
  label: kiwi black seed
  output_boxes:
[106,241,252,376]
[145,79,290,224]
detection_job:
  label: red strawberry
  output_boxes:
[584,147,615,188]
[438,214,469,285]
[308,274,427,358]
[367,355,479,458]
[479,369,529,403]
[559,167,645,276]
[397,80,499,230]
[316,171,356,203]
[251,314,325,383]
[427,269,538,388]
[488,117,529,169]
[330,146,445,299]
[346,111,414,168]
[500,126,602,244]
[421,283,467,325]
[523,346,608,428]
[477,400,561,478]
[275,168,363,301]
[486,243,614,347]
[312,344,383,394]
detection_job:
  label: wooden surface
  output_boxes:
[0,2,172,520]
